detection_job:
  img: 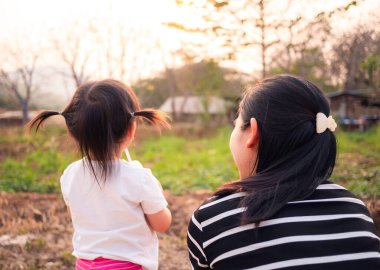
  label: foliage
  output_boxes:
[268,47,338,92]
[360,54,380,97]
[133,76,171,108]
[133,60,243,112]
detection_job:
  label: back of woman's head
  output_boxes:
[217,75,337,223]
[29,79,170,183]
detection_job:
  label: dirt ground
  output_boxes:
[0,190,212,270]
[0,191,379,270]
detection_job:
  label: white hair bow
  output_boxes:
[316,112,337,133]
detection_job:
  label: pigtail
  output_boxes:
[133,109,171,129]
[27,111,61,131]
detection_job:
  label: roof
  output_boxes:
[159,96,229,114]
[0,110,39,120]
[326,89,372,99]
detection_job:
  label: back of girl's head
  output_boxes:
[217,75,337,223]
[28,79,170,183]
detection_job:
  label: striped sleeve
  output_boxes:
[187,209,210,269]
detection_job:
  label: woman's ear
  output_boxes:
[246,118,259,148]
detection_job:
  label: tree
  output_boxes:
[51,22,95,88]
[361,54,380,98]
[95,22,155,84]
[0,43,40,124]
[331,27,380,90]
[269,46,335,91]
[52,18,159,87]
[133,60,242,121]
[169,0,359,79]
[170,0,284,79]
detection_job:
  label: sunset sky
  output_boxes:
[0,0,379,106]
[1,0,378,67]
[1,0,378,37]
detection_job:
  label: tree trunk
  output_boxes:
[259,0,266,79]
[165,68,179,120]
[21,100,29,125]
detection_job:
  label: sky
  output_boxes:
[0,0,189,106]
[0,0,186,46]
[0,0,379,107]
[1,0,378,65]
[0,0,173,34]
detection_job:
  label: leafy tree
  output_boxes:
[361,54,380,98]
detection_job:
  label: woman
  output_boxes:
[187,75,380,270]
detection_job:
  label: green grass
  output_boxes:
[336,125,380,156]
[0,149,74,193]
[0,126,237,194]
[130,128,238,194]
[332,125,380,197]
[0,127,76,193]
[0,125,379,196]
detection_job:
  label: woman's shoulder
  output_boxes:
[277,181,373,220]
[193,191,247,223]
[295,181,365,205]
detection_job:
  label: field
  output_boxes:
[0,124,379,269]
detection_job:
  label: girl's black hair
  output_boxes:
[28,79,170,183]
[215,75,337,224]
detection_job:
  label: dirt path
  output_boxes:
[0,191,379,270]
[0,191,212,270]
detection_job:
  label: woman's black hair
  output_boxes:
[215,75,337,224]
[28,79,170,184]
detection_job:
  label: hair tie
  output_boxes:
[130,112,135,118]
[316,112,337,133]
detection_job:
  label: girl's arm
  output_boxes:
[145,207,172,233]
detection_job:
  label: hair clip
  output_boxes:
[316,112,337,133]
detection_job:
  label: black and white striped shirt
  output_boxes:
[187,182,380,270]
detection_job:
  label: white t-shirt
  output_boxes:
[60,159,168,270]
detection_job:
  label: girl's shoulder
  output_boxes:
[61,159,151,177]
[117,159,161,187]
[118,159,153,176]
[61,159,85,176]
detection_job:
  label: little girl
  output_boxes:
[29,79,172,270]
